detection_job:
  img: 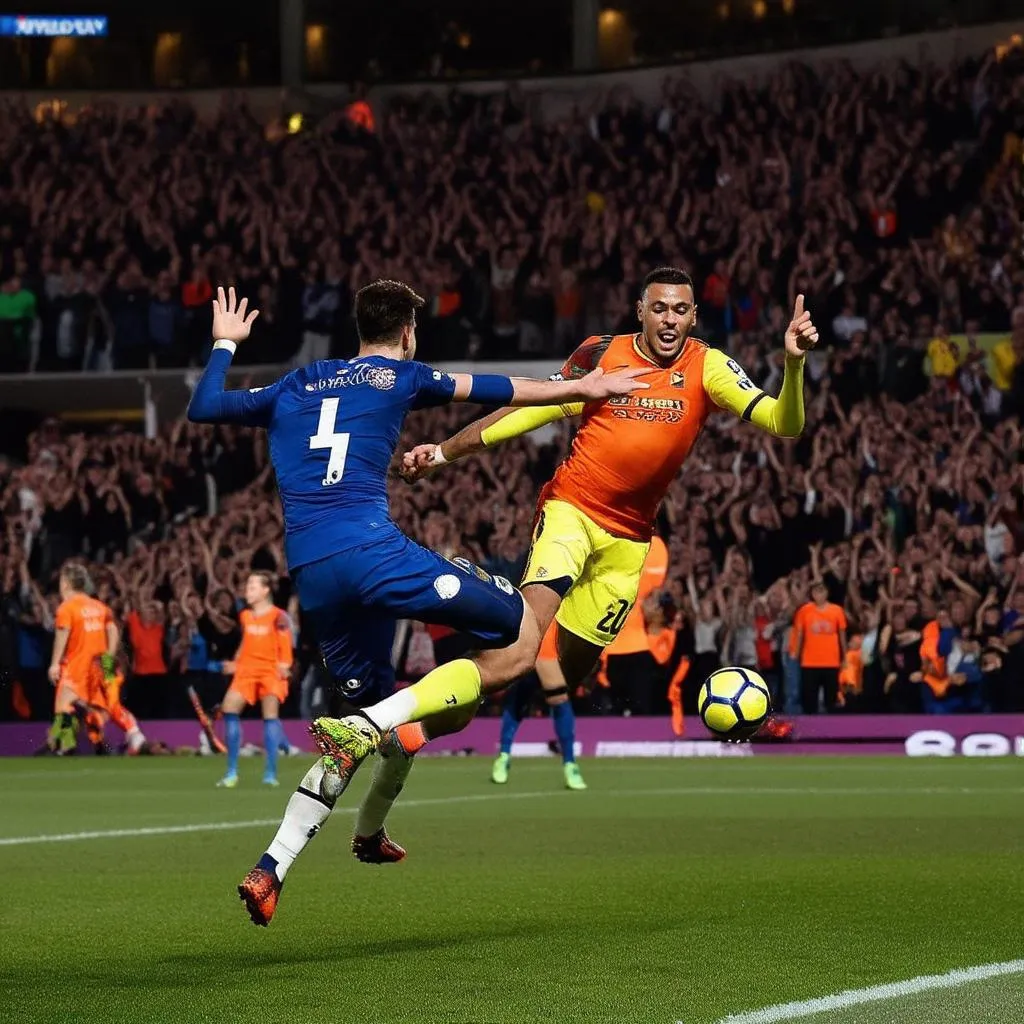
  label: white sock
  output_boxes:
[354,745,415,838]
[357,689,418,733]
[125,728,146,752]
[265,758,337,882]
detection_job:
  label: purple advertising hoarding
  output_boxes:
[2,715,1023,758]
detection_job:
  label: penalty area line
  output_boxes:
[701,959,1024,1024]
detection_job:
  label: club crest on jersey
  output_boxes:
[670,372,685,388]
[449,556,492,585]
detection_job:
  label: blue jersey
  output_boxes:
[188,349,456,569]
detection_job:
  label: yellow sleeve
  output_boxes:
[701,347,805,438]
[480,402,582,447]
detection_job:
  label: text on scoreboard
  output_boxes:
[0,14,107,37]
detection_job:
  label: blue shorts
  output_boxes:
[294,527,524,703]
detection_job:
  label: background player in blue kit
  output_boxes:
[187,283,647,925]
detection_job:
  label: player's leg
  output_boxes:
[260,693,283,786]
[50,681,82,755]
[218,687,248,787]
[536,655,586,791]
[353,702,478,863]
[237,753,339,925]
[548,526,649,784]
[105,688,147,753]
[84,707,108,753]
[238,591,396,921]
[491,673,535,784]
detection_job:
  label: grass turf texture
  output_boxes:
[1,757,1022,1024]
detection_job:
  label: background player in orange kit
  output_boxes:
[216,571,294,788]
[45,564,120,756]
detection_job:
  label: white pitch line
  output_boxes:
[1,784,1021,848]
[0,790,571,847]
[707,960,1024,1024]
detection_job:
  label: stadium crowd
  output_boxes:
[1,46,1023,727]
[0,51,1021,370]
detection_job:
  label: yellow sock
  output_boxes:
[363,660,482,732]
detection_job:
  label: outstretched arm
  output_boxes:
[407,334,616,472]
[435,401,581,467]
[441,365,644,409]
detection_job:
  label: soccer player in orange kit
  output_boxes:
[216,571,294,788]
[400,267,815,693]
[46,564,122,755]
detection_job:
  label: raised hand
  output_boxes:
[212,285,259,344]
[784,294,819,359]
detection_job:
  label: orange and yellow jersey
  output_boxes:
[55,594,114,686]
[234,607,294,680]
[514,333,803,541]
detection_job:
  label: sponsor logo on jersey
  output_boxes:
[304,365,397,393]
[433,574,462,600]
[725,358,755,391]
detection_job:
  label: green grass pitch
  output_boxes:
[1,756,1022,1024]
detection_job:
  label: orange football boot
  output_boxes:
[237,866,282,926]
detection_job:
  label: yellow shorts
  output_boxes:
[521,499,649,648]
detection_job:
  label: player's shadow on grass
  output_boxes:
[89,921,568,990]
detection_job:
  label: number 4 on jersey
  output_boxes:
[309,397,350,487]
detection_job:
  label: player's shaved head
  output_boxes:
[355,280,425,345]
[641,266,694,296]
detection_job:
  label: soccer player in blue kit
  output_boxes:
[187,283,647,925]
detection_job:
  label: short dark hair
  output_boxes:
[641,266,694,296]
[354,279,425,344]
[61,563,93,595]
[249,570,276,594]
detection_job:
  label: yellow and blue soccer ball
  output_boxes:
[698,667,771,741]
